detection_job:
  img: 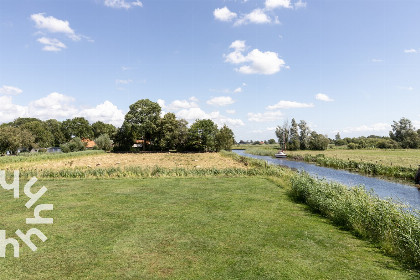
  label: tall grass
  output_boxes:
[290,172,420,268]
[0,150,104,165]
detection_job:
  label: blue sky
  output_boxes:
[1,0,419,141]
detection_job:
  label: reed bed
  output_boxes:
[290,173,420,268]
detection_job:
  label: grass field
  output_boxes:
[0,177,417,279]
[0,151,419,278]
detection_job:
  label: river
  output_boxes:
[233,150,420,211]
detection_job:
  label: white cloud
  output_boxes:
[157,99,166,109]
[30,13,81,41]
[226,109,236,114]
[315,93,334,102]
[104,0,143,9]
[235,9,272,26]
[79,101,125,127]
[0,96,27,122]
[267,100,314,110]
[176,108,244,127]
[207,96,235,107]
[248,111,283,122]
[225,41,286,75]
[166,99,199,111]
[294,0,307,9]
[404,49,418,53]
[340,123,390,134]
[399,86,414,91]
[214,7,237,22]
[265,0,292,10]
[0,85,23,95]
[28,92,78,119]
[233,87,242,93]
[371,58,383,63]
[116,79,132,85]
[37,37,66,52]
[189,96,199,102]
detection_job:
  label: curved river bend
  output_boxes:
[233,150,420,211]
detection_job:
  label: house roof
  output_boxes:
[81,138,96,148]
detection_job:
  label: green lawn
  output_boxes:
[0,177,417,279]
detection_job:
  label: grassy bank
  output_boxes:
[289,173,420,268]
[0,177,417,279]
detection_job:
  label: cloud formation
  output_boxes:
[37,37,66,52]
[31,13,81,41]
[104,0,143,9]
[267,100,314,110]
[214,7,237,22]
[0,85,23,95]
[206,96,235,107]
[315,93,334,102]
[248,111,283,122]
[225,40,286,75]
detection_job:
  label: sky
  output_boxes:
[1,0,420,141]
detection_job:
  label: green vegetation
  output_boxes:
[0,177,417,279]
[0,150,104,165]
[290,173,420,268]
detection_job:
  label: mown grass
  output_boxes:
[289,173,420,269]
[0,177,417,279]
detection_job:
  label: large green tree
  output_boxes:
[308,132,330,150]
[187,119,219,152]
[215,124,235,151]
[123,99,161,150]
[298,120,311,150]
[275,121,289,150]
[21,120,54,148]
[389,118,420,148]
[92,121,117,139]
[45,119,66,146]
[0,127,35,154]
[62,117,94,141]
[288,118,300,150]
[157,113,188,151]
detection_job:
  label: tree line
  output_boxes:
[0,99,235,154]
[275,119,330,151]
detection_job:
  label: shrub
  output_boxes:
[95,134,113,151]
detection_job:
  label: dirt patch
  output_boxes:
[3,153,246,171]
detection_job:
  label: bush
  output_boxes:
[60,137,85,153]
[95,134,113,151]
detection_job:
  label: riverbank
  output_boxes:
[242,146,419,185]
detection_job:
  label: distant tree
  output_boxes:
[267,139,276,144]
[308,132,329,150]
[95,134,113,151]
[298,120,311,150]
[62,117,94,141]
[113,124,135,151]
[123,99,161,150]
[45,119,66,146]
[215,125,235,151]
[92,121,117,139]
[334,132,346,146]
[0,126,35,154]
[157,113,188,151]
[275,121,290,150]
[288,118,300,150]
[187,119,218,152]
[389,118,420,148]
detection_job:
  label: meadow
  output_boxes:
[0,151,419,279]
